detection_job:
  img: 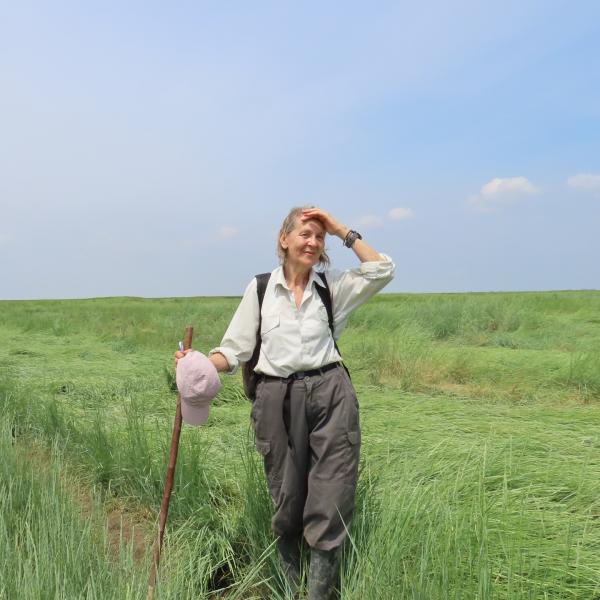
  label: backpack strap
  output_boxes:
[242,273,271,401]
[315,271,334,337]
[315,271,342,358]
[242,273,271,399]
[255,272,271,324]
[253,272,271,354]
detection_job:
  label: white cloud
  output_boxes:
[354,214,384,228]
[388,207,414,220]
[0,233,14,245]
[217,225,239,239]
[468,176,539,210]
[481,176,538,196]
[567,173,600,191]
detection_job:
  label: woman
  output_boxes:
[177,207,394,599]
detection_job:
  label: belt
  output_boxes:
[260,361,341,382]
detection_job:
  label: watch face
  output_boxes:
[345,231,360,247]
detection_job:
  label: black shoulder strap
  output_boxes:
[315,272,334,335]
[242,273,271,398]
[255,273,271,313]
[315,271,342,357]
[255,272,271,336]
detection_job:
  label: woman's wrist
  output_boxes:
[336,225,350,239]
[209,352,230,373]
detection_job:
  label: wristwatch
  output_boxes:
[343,230,362,248]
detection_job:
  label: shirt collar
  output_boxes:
[272,266,326,291]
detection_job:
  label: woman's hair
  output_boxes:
[277,206,331,269]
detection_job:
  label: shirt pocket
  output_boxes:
[261,313,280,336]
[306,304,332,342]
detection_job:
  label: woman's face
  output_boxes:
[280,217,326,270]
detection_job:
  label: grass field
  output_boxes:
[1,291,600,599]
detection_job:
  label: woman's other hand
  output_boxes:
[174,349,230,372]
[174,348,192,368]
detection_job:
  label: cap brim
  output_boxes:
[181,400,210,426]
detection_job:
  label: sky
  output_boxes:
[1,1,599,299]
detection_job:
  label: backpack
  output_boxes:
[242,271,341,400]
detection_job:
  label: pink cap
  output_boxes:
[176,351,222,426]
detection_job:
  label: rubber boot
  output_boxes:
[277,534,301,597]
[308,547,340,600]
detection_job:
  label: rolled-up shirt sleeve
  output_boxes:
[328,254,395,338]
[209,278,259,374]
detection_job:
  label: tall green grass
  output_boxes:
[0,425,144,599]
[0,424,286,599]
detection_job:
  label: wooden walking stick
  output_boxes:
[147,325,193,600]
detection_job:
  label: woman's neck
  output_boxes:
[283,263,311,289]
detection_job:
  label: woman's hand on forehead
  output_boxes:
[301,208,349,239]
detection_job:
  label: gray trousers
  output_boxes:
[251,365,361,551]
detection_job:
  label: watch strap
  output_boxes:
[343,230,363,248]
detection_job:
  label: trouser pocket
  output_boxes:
[252,379,289,505]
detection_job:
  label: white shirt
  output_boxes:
[210,255,395,377]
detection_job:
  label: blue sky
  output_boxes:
[1,1,599,299]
